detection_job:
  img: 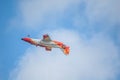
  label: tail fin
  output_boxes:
[63,46,70,55]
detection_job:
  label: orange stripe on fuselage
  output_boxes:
[53,40,70,55]
[53,40,63,48]
[31,40,38,45]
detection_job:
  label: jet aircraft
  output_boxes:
[21,34,70,55]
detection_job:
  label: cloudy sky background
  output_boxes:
[0,0,120,80]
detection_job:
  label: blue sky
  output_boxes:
[0,0,120,80]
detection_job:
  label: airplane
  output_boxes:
[21,34,70,55]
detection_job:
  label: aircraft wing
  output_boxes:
[42,34,52,42]
[45,46,52,51]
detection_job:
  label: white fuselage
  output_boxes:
[32,39,59,48]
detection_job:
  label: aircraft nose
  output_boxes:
[21,38,27,41]
[21,37,32,43]
[21,38,26,41]
[21,38,24,40]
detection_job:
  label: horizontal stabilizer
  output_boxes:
[45,46,52,51]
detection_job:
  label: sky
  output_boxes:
[0,0,120,80]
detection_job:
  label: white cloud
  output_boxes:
[17,0,80,28]
[9,0,120,79]
[10,29,120,80]
[85,0,120,24]
[8,0,120,80]
[73,0,120,31]
[10,0,120,31]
